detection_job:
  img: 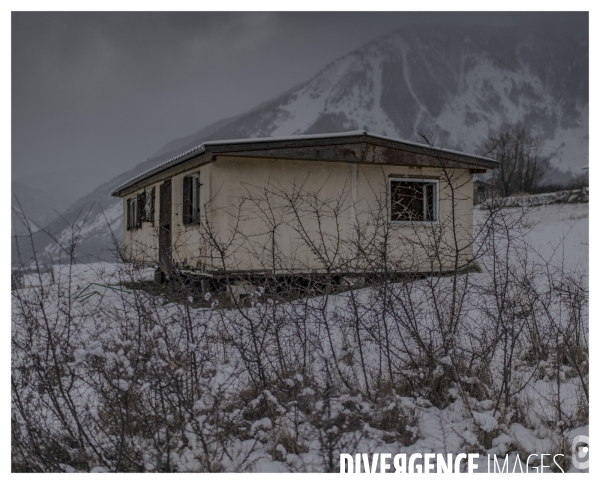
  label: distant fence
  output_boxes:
[477,187,589,209]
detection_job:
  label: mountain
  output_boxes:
[12,181,70,237]
[12,22,588,266]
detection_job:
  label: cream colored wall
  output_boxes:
[123,155,474,273]
[169,164,209,268]
[203,156,474,273]
[123,164,209,268]
[354,163,474,272]
[122,182,161,264]
[205,157,357,272]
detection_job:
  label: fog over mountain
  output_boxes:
[11,182,70,237]
[12,22,588,265]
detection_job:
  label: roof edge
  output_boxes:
[112,131,498,196]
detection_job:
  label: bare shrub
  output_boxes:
[12,134,587,472]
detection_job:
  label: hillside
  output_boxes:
[11,181,69,237]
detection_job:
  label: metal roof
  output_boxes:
[112,131,498,196]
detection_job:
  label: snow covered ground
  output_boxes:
[476,201,588,273]
[12,198,588,472]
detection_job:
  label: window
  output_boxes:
[137,191,145,224]
[389,178,438,223]
[126,190,152,230]
[144,187,155,224]
[127,195,140,230]
[183,174,200,225]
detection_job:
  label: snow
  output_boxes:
[12,197,588,472]
[20,261,154,288]
[477,200,588,273]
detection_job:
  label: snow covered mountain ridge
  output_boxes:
[13,22,588,264]
[226,24,587,171]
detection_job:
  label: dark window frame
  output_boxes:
[126,197,132,230]
[137,191,145,224]
[388,177,439,224]
[127,195,141,230]
[182,174,201,225]
[127,191,152,231]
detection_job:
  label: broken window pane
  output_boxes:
[390,180,437,222]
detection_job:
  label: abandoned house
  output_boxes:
[111,131,498,283]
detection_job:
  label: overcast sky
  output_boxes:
[11,11,587,204]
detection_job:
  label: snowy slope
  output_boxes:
[13,22,588,265]
[11,181,69,237]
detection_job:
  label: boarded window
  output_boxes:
[390,179,438,222]
[183,174,200,225]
